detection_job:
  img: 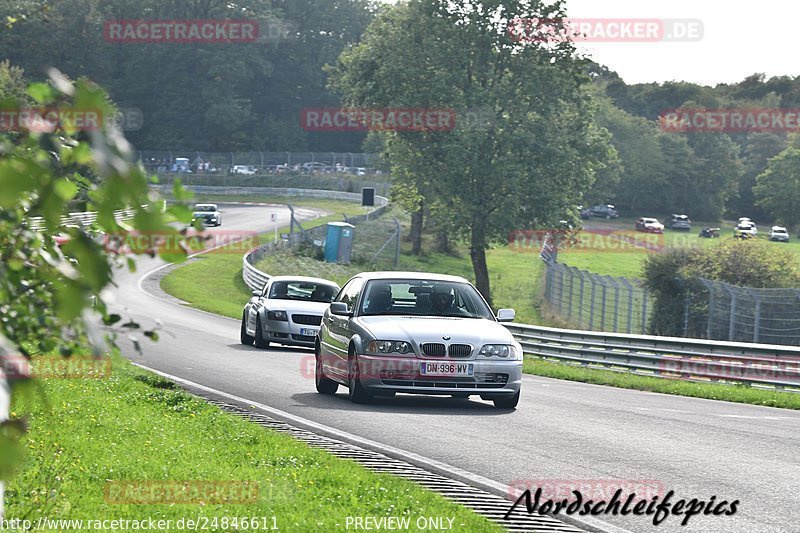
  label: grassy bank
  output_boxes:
[524,358,800,410]
[6,352,499,530]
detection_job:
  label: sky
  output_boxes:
[563,0,797,86]
[380,0,799,87]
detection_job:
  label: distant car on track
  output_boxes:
[241,276,341,349]
[191,203,222,227]
[316,272,522,408]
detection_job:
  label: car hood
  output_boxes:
[264,299,331,314]
[192,212,218,217]
[356,315,514,345]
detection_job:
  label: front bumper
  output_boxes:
[263,318,320,347]
[355,354,522,397]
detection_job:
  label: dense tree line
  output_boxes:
[0,0,375,151]
[596,70,800,223]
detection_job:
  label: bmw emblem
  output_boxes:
[442,335,451,340]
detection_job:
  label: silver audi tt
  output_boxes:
[316,272,523,408]
[241,276,340,349]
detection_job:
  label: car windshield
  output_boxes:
[194,205,216,212]
[358,279,495,319]
[268,281,338,302]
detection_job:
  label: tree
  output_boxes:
[329,0,615,302]
[0,69,193,519]
[753,146,800,229]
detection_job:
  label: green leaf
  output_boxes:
[54,178,78,201]
[27,82,57,104]
[55,281,86,321]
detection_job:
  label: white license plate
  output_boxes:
[300,328,319,337]
[419,362,474,377]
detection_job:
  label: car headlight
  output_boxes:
[478,344,518,359]
[267,310,288,321]
[365,340,412,355]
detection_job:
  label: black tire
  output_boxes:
[315,347,338,395]
[240,312,254,345]
[605,214,611,219]
[347,352,372,404]
[254,317,270,349]
[493,391,520,409]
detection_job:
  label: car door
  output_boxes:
[247,281,269,334]
[322,277,364,380]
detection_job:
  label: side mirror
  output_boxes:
[496,308,515,322]
[252,290,260,297]
[330,302,352,317]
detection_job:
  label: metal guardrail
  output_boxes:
[149,184,390,202]
[506,323,800,392]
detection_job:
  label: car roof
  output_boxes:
[268,275,340,287]
[349,271,471,284]
[771,226,787,230]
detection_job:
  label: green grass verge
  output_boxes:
[524,357,800,409]
[7,353,499,530]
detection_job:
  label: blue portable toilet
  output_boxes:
[324,222,355,263]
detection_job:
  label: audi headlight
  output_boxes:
[366,340,412,355]
[267,310,288,321]
[479,344,517,359]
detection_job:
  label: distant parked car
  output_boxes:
[669,214,692,230]
[635,217,664,234]
[735,221,757,238]
[230,165,257,175]
[769,226,790,242]
[577,205,592,219]
[589,204,619,219]
[302,162,329,172]
[191,203,222,227]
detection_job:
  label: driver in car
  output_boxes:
[431,286,459,315]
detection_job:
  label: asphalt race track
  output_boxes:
[111,203,800,533]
